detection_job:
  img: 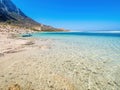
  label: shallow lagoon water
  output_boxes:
[0,32,120,89]
[26,32,120,89]
[31,32,120,65]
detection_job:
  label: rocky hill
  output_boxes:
[0,0,65,31]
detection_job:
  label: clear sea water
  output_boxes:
[30,32,120,65]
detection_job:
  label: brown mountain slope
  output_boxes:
[0,0,65,31]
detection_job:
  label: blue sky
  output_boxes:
[12,0,120,31]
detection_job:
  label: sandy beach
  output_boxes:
[1,0,120,89]
[0,32,120,90]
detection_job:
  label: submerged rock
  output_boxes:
[8,84,21,90]
[22,34,32,37]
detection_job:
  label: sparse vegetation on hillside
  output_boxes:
[0,0,67,32]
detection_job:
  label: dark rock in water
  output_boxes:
[22,34,32,37]
[0,0,66,31]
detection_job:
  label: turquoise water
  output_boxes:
[31,32,120,64]
[21,32,120,89]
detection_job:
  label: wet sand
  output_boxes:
[0,32,120,90]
